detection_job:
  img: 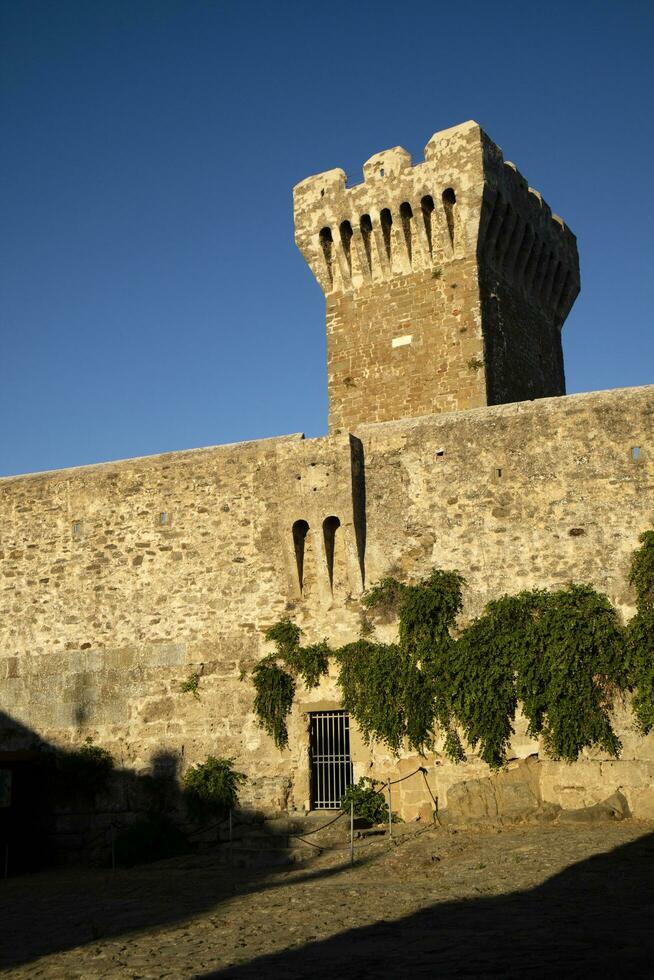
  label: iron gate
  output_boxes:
[309,711,353,809]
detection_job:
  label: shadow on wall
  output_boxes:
[0,703,363,972]
[0,710,194,875]
[1,709,276,882]
[3,713,654,977]
[201,830,654,979]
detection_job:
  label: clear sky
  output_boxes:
[1,0,652,477]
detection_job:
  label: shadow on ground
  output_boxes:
[0,847,372,971]
[203,829,654,979]
[2,707,654,977]
[0,708,365,971]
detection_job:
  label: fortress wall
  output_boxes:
[0,385,653,819]
[358,384,653,617]
[354,384,654,819]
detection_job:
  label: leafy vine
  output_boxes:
[251,531,654,768]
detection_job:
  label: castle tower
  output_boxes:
[293,121,580,432]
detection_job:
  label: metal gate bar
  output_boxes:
[310,711,353,809]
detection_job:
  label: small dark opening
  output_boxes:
[292,520,310,593]
[380,208,393,261]
[323,516,341,591]
[319,227,333,285]
[631,446,641,461]
[339,220,353,275]
[399,202,413,264]
[421,195,435,255]
[360,214,373,271]
[442,188,456,247]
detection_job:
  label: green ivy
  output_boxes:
[336,641,408,752]
[251,531,654,769]
[627,531,654,733]
[281,642,330,689]
[182,755,246,821]
[180,671,201,699]
[340,777,394,824]
[336,570,465,756]
[629,530,654,607]
[252,658,296,749]
[251,621,330,749]
[454,585,625,765]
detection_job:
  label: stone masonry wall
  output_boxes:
[0,385,653,822]
[326,260,486,434]
[294,120,579,433]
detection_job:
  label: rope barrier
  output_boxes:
[33,765,439,870]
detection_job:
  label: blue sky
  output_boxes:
[1,0,652,477]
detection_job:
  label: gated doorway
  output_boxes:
[309,710,353,809]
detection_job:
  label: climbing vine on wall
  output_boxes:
[252,620,329,749]
[453,585,626,765]
[627,531,654,734]
[251,531,654,767]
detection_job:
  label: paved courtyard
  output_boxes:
[2,819,654,978]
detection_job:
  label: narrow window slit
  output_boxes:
[380,208,393,261]
[421,195,435,258]
[292,520,310,593]
[319,227,333,285]
[631,447,641,461]
[442,187,456,248]
[360,214,373,272]
[399,202,413,264]
[339,220,353,276]
[322,516,341,592]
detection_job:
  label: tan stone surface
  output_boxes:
[294,121,579,432]
[2,821,653,977]
[0,384,652,820]
[0,121,651,830]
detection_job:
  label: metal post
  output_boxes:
[350,799,354,867]
[388,778,393,839]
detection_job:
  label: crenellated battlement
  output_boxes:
[294,121,579,326]
[294,121,581,432]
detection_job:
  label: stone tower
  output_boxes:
[293,121,580,433]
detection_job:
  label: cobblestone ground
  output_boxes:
[2,819,654,979]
